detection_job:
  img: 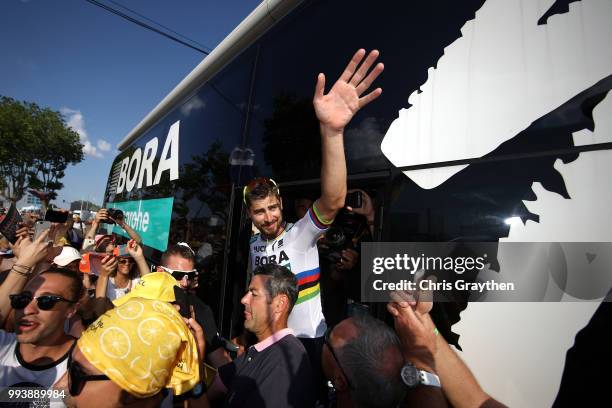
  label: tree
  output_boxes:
[0,96,84,205]
[28,106,83,201]
[0,97,37,203]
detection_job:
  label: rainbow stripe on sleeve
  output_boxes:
[295,267,321,305]
[308,204,334,230]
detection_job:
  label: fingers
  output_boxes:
[358,88,383,109]
[355,62,384,95]
[349,49,380,87]
[314,73,326,99]
[390,290,417,308]
[339,48,366,82]
[387,302,400,317]
[34,229,49,244]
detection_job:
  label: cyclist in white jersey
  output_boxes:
[245,48,384,339]
[244,49,385,403]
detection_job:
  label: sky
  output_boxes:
[0,0,261,207]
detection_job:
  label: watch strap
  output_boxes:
[419,369,441,388]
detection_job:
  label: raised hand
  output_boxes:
[387,301,438,373]
[127,239,144,260]
[313,49,384,133]
[100,255,118,278]
[346,188,375,222]
[14,230,52,268]
[95,208,109,224]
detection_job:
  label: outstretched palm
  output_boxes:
[313,49,384,133]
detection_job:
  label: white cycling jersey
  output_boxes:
[249,205,330,338]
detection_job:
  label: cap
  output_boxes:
[112,272,180,307]
[53,246,82,266]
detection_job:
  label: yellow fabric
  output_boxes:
[78,298,199,398]
[112,272,179,307]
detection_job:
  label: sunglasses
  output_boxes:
[324,326,354,389]
[242,177,280,204]
[68,353,110,396]
[159,265,198,281]
[117,258,134,265]
[9,292,77,311]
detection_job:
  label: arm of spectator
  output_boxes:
[83,209,106,245]
[127,239,149,276]
[93,255,116,316]
[433,333,506,408]
[114,216,142,244]
[405,285,506,408]
[0,231,51,326]
[387,301,448,407]
[313,49,384,222]
[346,188,375,235]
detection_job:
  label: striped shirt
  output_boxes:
[249,205,330,338]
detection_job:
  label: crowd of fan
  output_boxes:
[0,206,505,408]
[0,48,506,407]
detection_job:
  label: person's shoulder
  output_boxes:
[276,334,308,355]
[249,233,261,245]
[0,330,17,346]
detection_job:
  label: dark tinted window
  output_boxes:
[104,49,255,318]
[245,0,487,182]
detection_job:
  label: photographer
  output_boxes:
[319,189,375,327]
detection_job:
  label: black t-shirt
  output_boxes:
[219,333,315,408]
[180,290,221,356]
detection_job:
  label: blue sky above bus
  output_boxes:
[0,0,260,206]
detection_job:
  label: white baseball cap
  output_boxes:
[53,246,82,266]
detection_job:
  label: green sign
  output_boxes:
[108,197,174,252]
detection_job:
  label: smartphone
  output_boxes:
[45,209,69,223]
[34,221,52,241]
[113,244,129,257]
[173,287,191,318]
[345,191,362,208]
[81,252,107,275]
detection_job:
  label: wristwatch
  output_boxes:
[400,362,441,388]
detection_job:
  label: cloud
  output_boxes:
[97,139,111,152]
[60,107,110,158]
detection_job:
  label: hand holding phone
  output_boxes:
[173,287,192,318]
[34,221,52,242]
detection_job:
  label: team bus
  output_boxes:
[103,0,612,406]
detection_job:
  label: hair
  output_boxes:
[245,179,280,207]
[336,314,407,408]
[160,244,196,268]
[253,264,298,312]
[113,256,138,279]
[40,267,84,302]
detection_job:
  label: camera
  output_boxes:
[106,208,124,224]
[318,209,368,264]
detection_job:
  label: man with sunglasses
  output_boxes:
[1,253,82,392]
[158,243,230,369]
[244,49,384,402]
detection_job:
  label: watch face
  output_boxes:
[401,365,419,387]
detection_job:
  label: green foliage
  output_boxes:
[0,96,84,204]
